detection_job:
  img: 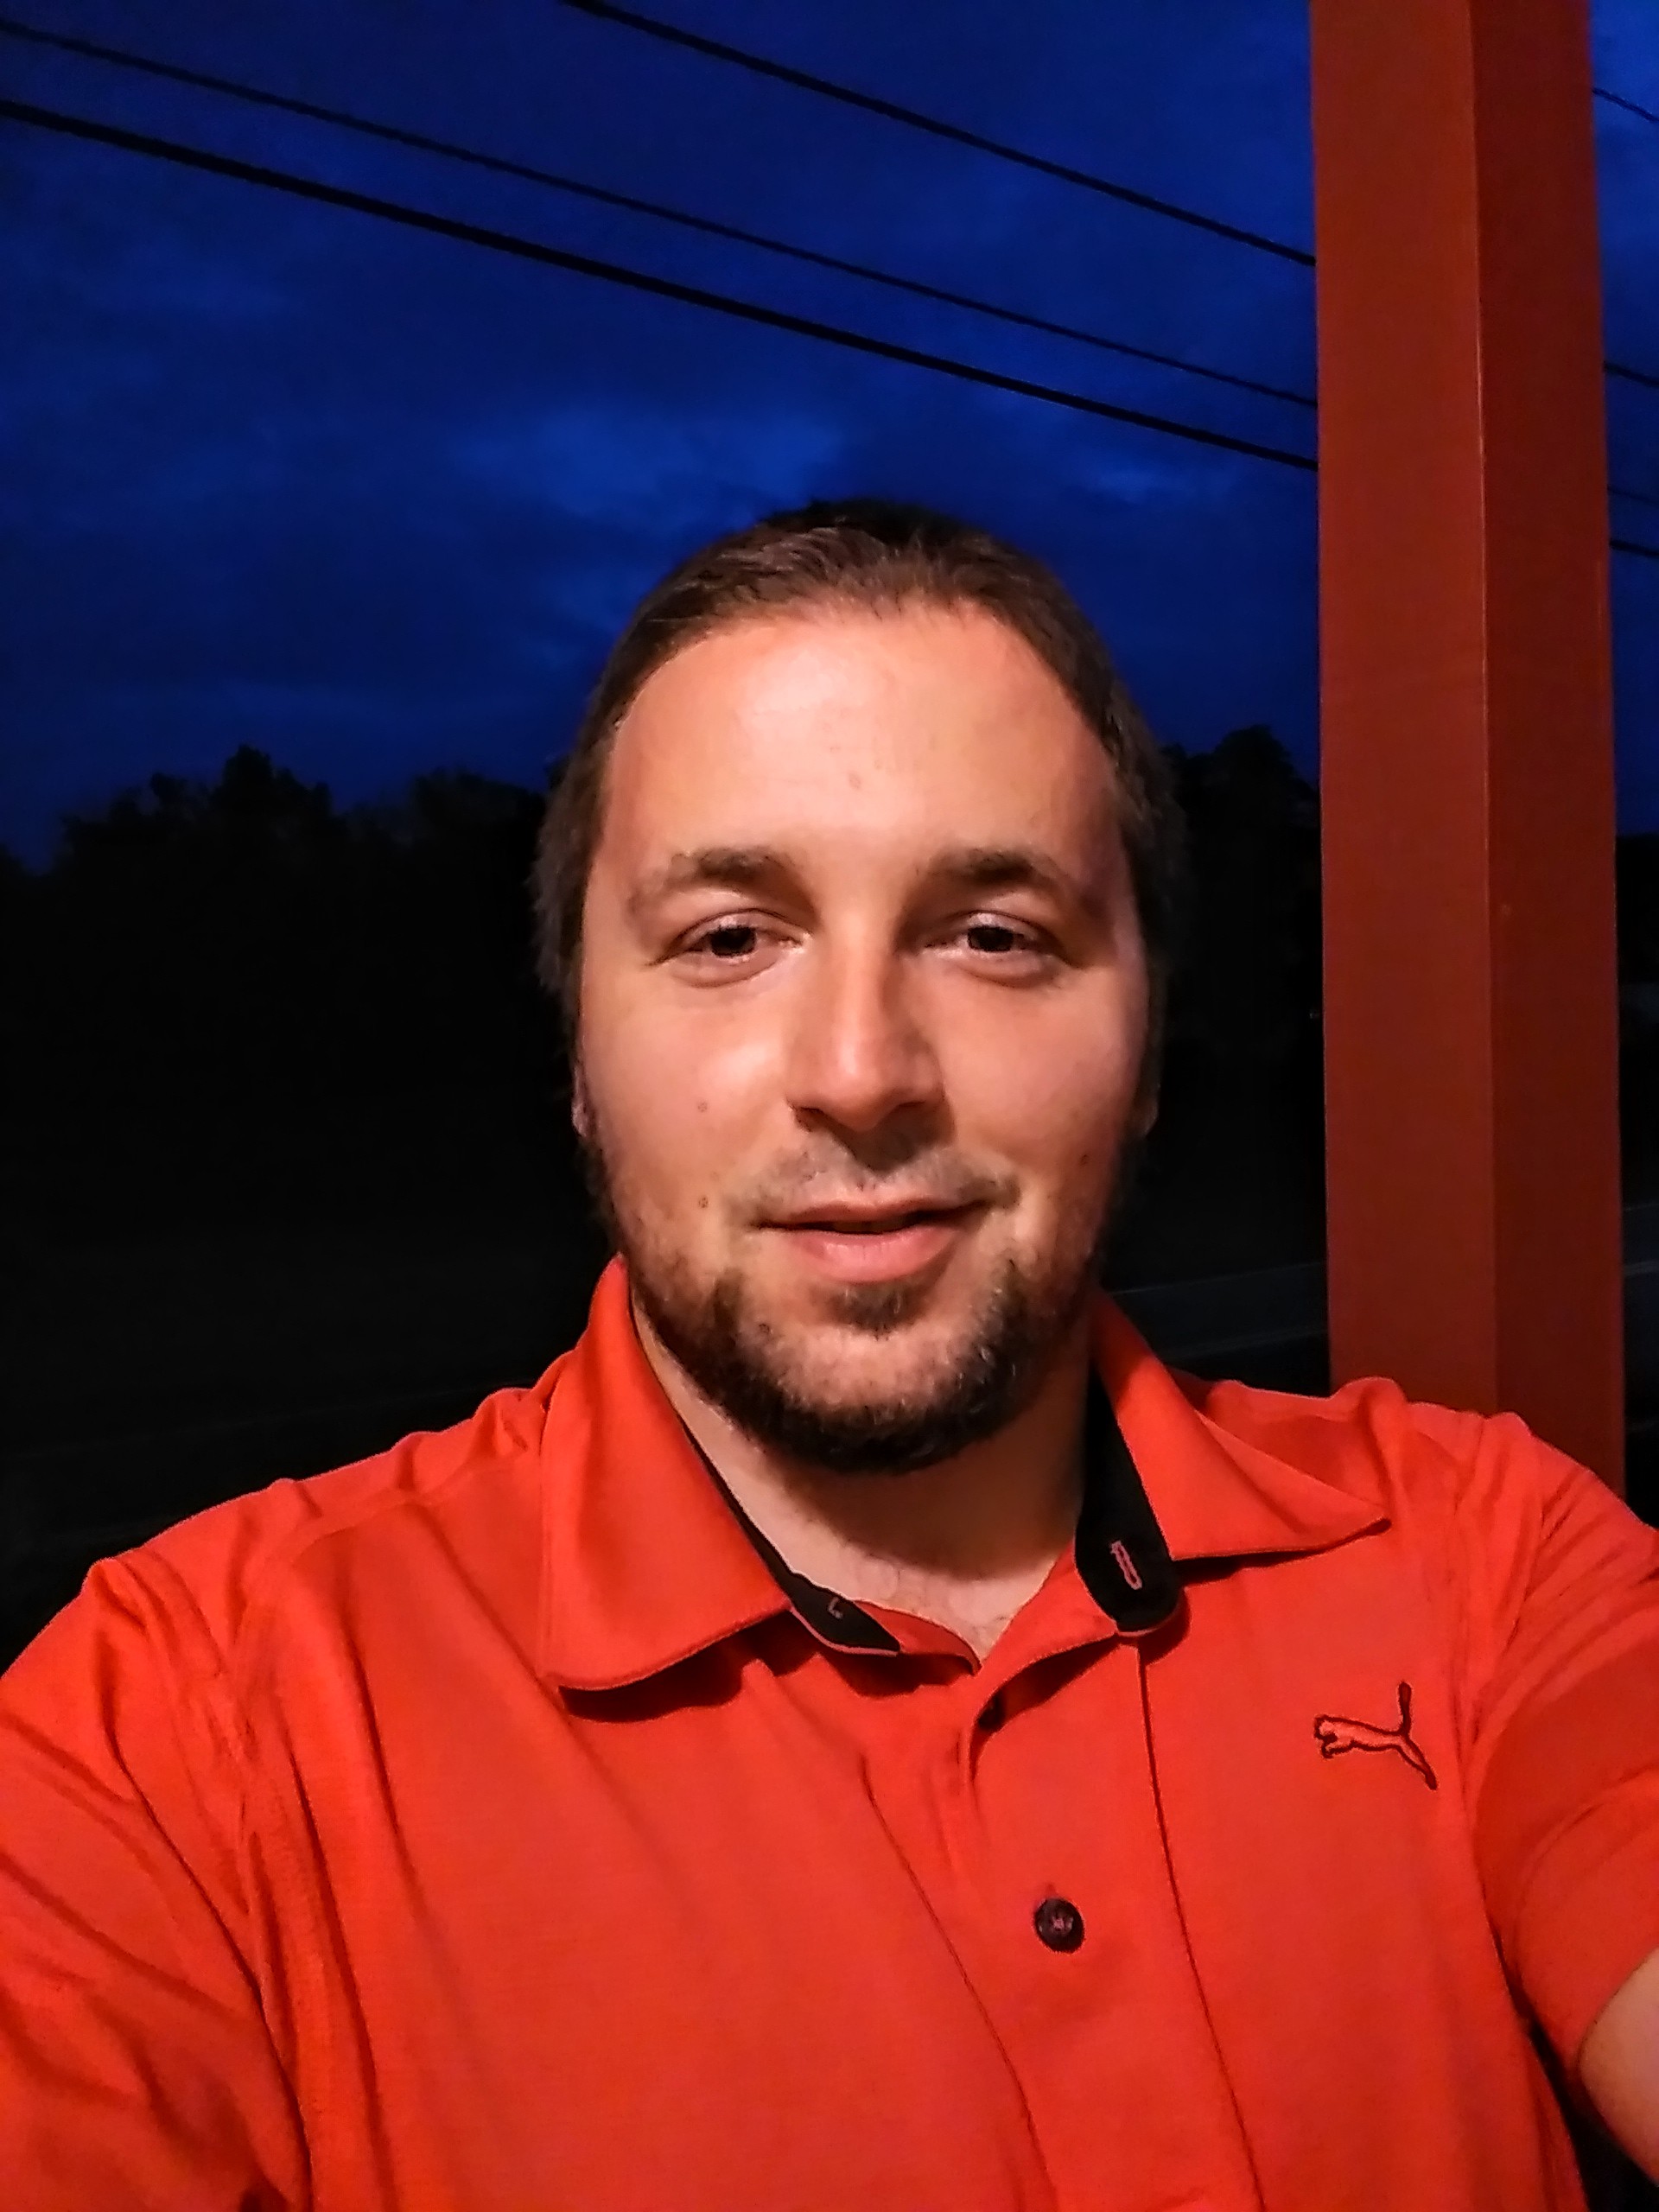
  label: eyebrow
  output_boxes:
[626,842,1106,929]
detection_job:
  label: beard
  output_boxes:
[569,1071,1146,1481]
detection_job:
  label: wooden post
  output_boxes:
[1309,0,1625,1487]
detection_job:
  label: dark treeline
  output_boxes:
[6,736,1659,1662]
[2,732,1319,1277]
[7,732,1659,1265]
[6,751,575,1236]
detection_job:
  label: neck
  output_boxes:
[634,1304,1092,1660]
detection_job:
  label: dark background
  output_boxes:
[3,11,1659,2196]
[7,734,1658,1659]
[3,0,1656,1641]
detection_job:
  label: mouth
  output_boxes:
[769,1205,980,1282]
[788,1209,959,1234]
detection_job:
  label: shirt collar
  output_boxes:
[1098,1296,1390,1564]
[536,1255,1386,1690]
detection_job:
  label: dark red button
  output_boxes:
[1033,1896,1084,1952]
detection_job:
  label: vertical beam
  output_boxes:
[1309,0,1624,1487]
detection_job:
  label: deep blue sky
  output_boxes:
[3,0,1657,865]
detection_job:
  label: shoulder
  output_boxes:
[1179,1364,1659,1675]
[29,1361,569,1697]
[1180,1361,1630,1537]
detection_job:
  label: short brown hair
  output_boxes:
[532,498,1188,1103]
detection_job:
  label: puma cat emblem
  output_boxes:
[1313,1681,1438,1791]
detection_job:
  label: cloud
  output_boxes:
[455,397,845,531]
[1,0,1650,861]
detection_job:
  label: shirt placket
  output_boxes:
[864,1622,1268,2212]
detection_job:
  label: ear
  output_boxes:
[570,1059,593,1144]
[1131,1087,1160,1142]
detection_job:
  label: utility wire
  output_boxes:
[563,2,1659,398]
[1596,84,1659,130]
[0,94,1317,472]
[556,0,1316,268]
[0,13,1313,411]
[3,92,1656,563]
[12,14,1656,407]
[1586,86,1659,397]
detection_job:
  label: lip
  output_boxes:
[772,1206,978,1282]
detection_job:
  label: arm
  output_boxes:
[0,1551,308,2209]
[1580,1946,1659,2183]
[1446,1408,1659,2172]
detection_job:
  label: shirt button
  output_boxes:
[1033,1896,1085,1952]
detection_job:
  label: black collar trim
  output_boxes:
[685,1438,904,1654]
[680,1363,1182,1652]
[1073,1363,1184,1634]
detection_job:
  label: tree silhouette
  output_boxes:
[6,738,1657,1669]
[10,734,1656,1256]
[8,748,572,1233]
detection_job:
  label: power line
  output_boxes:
[1596,84,1659,130]
[0,94,1317,472]
[556,0,1315,268]
[1586,86,1659,397]
[0,13,1313,411]
[3,92,1656,564]
[14,16,1656,412]
[561,3,1659,400]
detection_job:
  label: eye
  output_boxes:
[682,921,770,962]
[957,918,1048,959]
[676,917,1052,965]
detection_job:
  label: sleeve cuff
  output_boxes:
[1508,1775,1659,2081]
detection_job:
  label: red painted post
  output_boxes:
[1308,0,1624,1487]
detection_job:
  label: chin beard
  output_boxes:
[570,1065,1132,1478]
[626,1240,1073,1480]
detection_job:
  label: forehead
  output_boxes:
[598,602,1119,873]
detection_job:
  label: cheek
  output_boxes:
[617,1065,753,1216]
[1021,1080,1143,1223]
[975,1029,1141,1146]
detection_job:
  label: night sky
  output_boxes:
[3,0,1657,866]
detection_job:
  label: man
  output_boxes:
[2,499,1656,2209]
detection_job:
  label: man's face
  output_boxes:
[571,601,1154,1478]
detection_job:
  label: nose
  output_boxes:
[781,946,944,1135]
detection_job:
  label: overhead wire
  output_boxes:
[1,84,1654,560]
[1595,84,1659,130]
[561,1,1659,400]
[10,11,1658,409]
[0,94,1317,472]
[555,0,1316,267]
[1590,76,1659,400]
[0,13,1314,411]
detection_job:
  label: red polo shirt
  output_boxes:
[3,1253,1658,2209]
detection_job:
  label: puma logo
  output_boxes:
[1313,1681,1438,1791]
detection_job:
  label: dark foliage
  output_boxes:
[5,736,1656,1662]
[1109,725,1327,1281]
[2,728,1353,1276]
[8,731,1656,1262]
[6,747,579,1234]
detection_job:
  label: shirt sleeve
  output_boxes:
[0,1549,309,2209]
[1448,1409,1659,2083]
